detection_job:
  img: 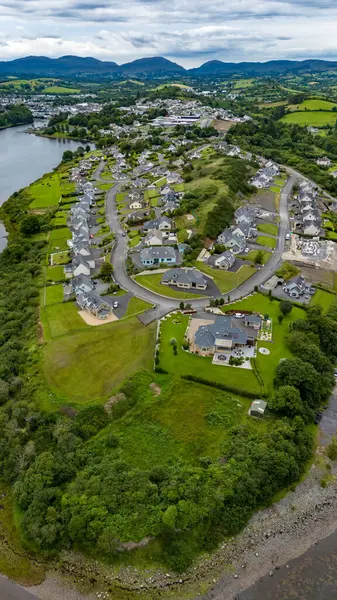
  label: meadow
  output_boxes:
[29,172,61,209]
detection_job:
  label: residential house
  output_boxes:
[283,275,314,298]
[216,229,246,254]
[194,315,261,355]
[317,157,331,167]
[140,246,177,266]
[303,223,321,236]
[72,274,94,294]
[72,242,92,258]
[129,199,144,210]
[161,268,207,290]
[234,205,256,226]
[143,217,173,232]
[144,229,164,246]
[214,250,235,270]
[76,291,113,319]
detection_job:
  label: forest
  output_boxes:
[0,104,33,129]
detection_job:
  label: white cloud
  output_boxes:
[0,0,337,66]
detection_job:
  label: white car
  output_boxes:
[113,301,119,309]
[235,312,244,319]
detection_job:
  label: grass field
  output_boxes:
[29,173,61,209]
[242,250,271,265]
[196,263,257,294]
[134,273,205,299]
[43,318,156,402]
[124,297,153,317]
[221,294,305,396]
[281,111,337,127]
[49,227,71,242]
[310,288,336,312]
[292,99,337,111]
[257,223,278,236]
[44,284,64,306]
[46,266,65,282]
[43,86,80,94]
[41,302,90,340]
[97,183,113,191]
[51,251,70,265]
[256,235,277,249]
[159,314,261,395]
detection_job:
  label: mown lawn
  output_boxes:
[242,250,271,265]
[159,314,261,395]
[46,265,65,282]
[49,227,71,242]
[43,317,156,402]
[256,235,277,249]
[221,293,305,396]
[134,273,205,299]
[310,288,336,312]
[257,223,278,236]
[51,251,70,265]
[45,284,64,306]
[196,263,257,294]
[29,172,61,209]
[124,297,153,317]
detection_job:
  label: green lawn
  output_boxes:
[46,265,65,282]
[49,227,71,242]
[310,288,336,312]
[51,251,70,265]
[134,273,206,299]
[221,294,305,396]
[45,284,64,306]
[129,232,141,248]
[257,223,278,236]
[196,263,257,294]
[52,217,67,227]
[159,314,261,395]
[242,250,271,265]
[256,235,277,249]
[116,193,125,202]
[326,231,337,240]
[281,111,337,127]
[124,297,153,317]
[29,173,61,209]
[43,317,156,402]
[97,183,113,191]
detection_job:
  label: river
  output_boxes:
[0,122,88,251]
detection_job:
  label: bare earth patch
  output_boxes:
[150,382,161,396]
[104,393,126,414]
[214,119,236,132]
[78,310,118,326]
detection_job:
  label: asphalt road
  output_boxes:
[0,575,37,600]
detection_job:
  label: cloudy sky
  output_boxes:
[0,0,336,67]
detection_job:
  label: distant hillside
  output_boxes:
[1,55,337,78]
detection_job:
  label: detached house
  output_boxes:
[214,250,236,270]
[143,217,173,232]
[76,291,113,319]
[144,229,164,246]
[161,268,207,290]
[140,246,177,266]
[283,275,315,299]
[217,229,246,254]
[234,205,256,226]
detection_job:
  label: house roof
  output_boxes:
[140,246,176,261]
[250,399,267,414]
[72,274,94,291]
[162,268,207,287]
[144,217,173,230]
[195,315,248,348]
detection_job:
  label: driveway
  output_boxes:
[0,576,37,600]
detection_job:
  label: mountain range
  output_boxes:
[1,55,337,77]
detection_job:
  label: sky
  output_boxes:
[0,0,336,67]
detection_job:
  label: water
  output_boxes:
[0,122,88,250]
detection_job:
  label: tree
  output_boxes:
[280,300,293,316]
[99,262,113,282]
[278,314,283,324]
[275,358,324,409]
[20,215,41,236]
[62,150,73,162]
[270,385,305,418]
[255,250,264,265]
[179,301,185,310]
[85,144,91,153]
[0,380,9,405]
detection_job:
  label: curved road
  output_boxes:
[103,171,295,320]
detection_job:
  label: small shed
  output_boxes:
[249,399,267,418]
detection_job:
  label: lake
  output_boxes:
[0,122,88,251]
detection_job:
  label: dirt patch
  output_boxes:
[119,537,154,552]
[214,119,236,132]
[251,191,276,212]
[150,382,161,396]
[299,265,335,287]
[78,311,118,326]
[104,393,126,414]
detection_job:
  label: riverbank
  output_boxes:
[32,130,93,144]
[0,119,33,131]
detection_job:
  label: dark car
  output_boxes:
[314,411,323,425]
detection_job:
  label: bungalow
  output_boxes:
[144,229,164,246]
[143,217,173,232]
[214,250,235,270]
[76,291,113,319]
[304,223,321,236]
[140,246,177,266]
[161,268,207,290]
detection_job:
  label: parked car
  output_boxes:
[314,411,323,425]
[113,301,119,309]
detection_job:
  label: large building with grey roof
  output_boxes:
[194,315,261,355]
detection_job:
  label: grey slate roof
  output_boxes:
[140,246,176,262]
[195,316,248,348]
[162,268,207,286]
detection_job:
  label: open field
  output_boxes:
[196,263,257,294]
[134,273,205,299]
[43,317,156,402]
[290,99,337,111]
[256,235,277,249]
[41,302,89,339]
[43,86,80,94]
[29,173,61,209]
[44,284,64,306]
[281,111,337,127]
[159,314,261,395]
[45,265,65,282]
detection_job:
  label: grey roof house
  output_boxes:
[140,246,177,266]
[161,268,207,290]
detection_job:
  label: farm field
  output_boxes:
[290,99,337,111]
[281,111,337,127]
[43,317,156,402]
[158,314,261,395]
[43,86,80,94]
[29,172,61,209]
[222,294,305,395]
[196,263,257,294]
[134,273,205,299]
